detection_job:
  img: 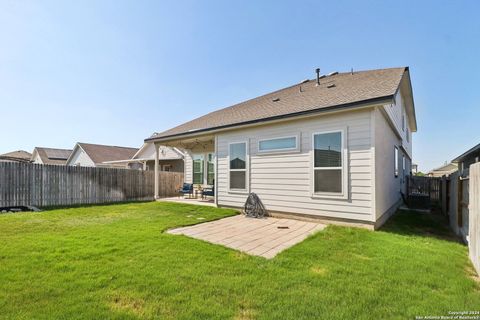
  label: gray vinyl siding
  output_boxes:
[66,147,95,167]
[183,151,193,183]
[374,107,406,219]
[383,89,412,158]
[216,109,375,222]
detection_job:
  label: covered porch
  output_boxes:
[153,134,217,204]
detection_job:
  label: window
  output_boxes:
[402,155,406,178]
[192,154,204,184]
[406,128,410,143]
[207,153,215,185]
[163,165,172,172]
[394,147,399,177]
[313,131,343,194]
[229,142,247,190]
[258,136,297,153]
[402,113,405,131]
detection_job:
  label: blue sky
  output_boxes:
[0,0,479,172]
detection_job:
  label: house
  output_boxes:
[427,162,458,177]
[146,67,417,229]
[0,150,32,163]
[411,163,418,175]
[102,142,184,172]
[452,142,480,177]
[66,142,138,168]
[31,147,72,165]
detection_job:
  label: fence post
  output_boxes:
[469,163,480,275]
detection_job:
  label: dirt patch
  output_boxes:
[310,266,328,276]
[465,265,480,284]
[232,251,249,260]
[109,292,146,317]
[352,253,372,261]
[234,301,257,320]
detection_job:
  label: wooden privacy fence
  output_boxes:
[0,162,184,208]
[469,163,479,274]
[441,171,469,243]
[156,171,184,198]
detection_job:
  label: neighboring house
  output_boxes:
[66,142,138,168]
[101,142,184,171]
[31,147,72,165]
[453,142,480,177]
[427,162,458,177]
[0,150,32,163]
[411,163,418,175]
[145,67,417,229]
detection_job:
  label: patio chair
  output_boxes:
[202,185,214,199]
[178,183,193,198]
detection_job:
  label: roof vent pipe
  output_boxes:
[316,68,320,86]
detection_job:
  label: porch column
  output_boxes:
[154,143,160,199]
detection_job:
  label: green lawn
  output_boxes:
[0,202,478,319]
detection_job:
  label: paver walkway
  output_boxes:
[167,215,326,258]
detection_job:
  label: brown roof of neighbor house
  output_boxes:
[77,143,138,164]
[428,162,458,176]
[0,150,32,162]
[33,147,73,165]
[146,67,412,142]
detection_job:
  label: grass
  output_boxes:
[0,202,478,319]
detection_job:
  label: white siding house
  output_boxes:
[147,67,417,229]
[31,147,72,165]
[66,143,138,168]
[123,143,184,172]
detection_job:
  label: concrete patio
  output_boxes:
[167,215,326,258]
[157,197,216,207]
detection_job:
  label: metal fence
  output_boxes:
[0,162,183,208]
[406,176,442,209]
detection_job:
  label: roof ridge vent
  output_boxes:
[328,71,339,76]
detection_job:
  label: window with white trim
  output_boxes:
[394,147,399,178]
[402,155,406,178]
[207,153,215,185]
[258,136,297,153]
[313,131,343,194]
[192,154,204,184]
[229,142,247,190]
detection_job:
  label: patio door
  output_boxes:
[192,153,215,186]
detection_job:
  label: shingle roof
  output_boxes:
[34,147,73,165]
[0,150,32,161]
[77,143,138,164]
[428,162,458,174]
[452,142,480,163]
[147,67,408,141]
